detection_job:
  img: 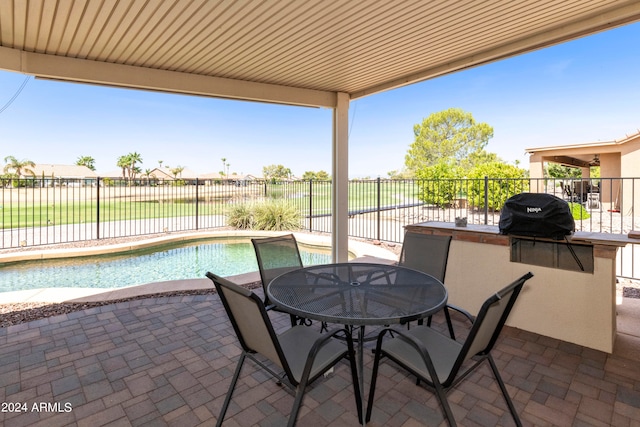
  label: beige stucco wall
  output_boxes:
[598,152,621,211]
[445,238,617,353]
[619,137,640,215]
[406,223,629,353]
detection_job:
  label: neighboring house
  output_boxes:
[97,167,199,184]
[527,130,640,214]
[30,164,97,186]
[147,167,200,184]
[199,172,261,186]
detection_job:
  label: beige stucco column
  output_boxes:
[528,153,545,192]
[332,92,350,262]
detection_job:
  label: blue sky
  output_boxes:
[1,22,639,178]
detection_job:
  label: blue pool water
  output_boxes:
[0,240,333,293]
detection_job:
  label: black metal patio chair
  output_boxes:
[398,231,458,338]
[252,234,308,328]
[206,272,361,427]
[366,272,534,427]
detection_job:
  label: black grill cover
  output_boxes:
[499,193,575,240]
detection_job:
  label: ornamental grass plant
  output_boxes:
[226,199,301,231]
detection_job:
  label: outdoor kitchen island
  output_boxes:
[406,221,635,353]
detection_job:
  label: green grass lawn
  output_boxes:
[264,181,421,216]
[0,200,225,229]
[2,181,421,229]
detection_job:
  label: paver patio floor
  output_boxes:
[2,288,640,426]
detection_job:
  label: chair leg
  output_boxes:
[216,352,246,427]
[289,314,298,327]
[288,383,309,427]
[487,355,522,427]
[320,321,329,333]
[432,380,457,427]
[444,307,456,340]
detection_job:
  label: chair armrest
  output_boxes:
[446,304,474,324]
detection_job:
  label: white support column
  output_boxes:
[332,92,350,262]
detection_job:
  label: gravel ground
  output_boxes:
[0,283,266,329]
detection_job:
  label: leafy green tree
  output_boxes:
[3,155,36,177]
[315,170,330,180]
[302,170,330,180]
[467,162,529,210]
[405,108,493,173]
[75,156,96,171]
[546,163,582,179]
[387,168,413,179]
[467,150,502,167]
[263,164,292,182]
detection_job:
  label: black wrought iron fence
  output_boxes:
[2,176,639,277]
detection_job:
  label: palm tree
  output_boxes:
[127,152,143,180]
[116,155,130,179]
[3,155,36,177]
[75,156,96,171]
[170,166,185,179]
[221,158,227,177]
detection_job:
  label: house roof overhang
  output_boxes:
[526,130,640,167]
[1,1,639,107]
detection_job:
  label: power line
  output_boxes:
[0,75,31,115]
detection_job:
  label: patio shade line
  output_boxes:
[0,46,338,108]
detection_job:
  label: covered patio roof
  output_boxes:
[1,0,640,258]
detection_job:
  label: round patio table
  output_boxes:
[268,262,448,425]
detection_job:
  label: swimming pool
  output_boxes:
[0,239,333,293]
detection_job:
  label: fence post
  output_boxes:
[96,177,101,239]
[309,179,313,232]
[484,176,489,225]
[195,178,199,230]
[377,177,381,241]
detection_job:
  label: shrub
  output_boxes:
[415,160,463,208]
[568,202,590,220]
[253,199,301,231]
[467,162,529,210]
[226,200,301,231]
[226,203,255,229]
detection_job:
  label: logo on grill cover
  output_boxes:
[527,207,542,213]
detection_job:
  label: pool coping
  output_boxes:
[1,231,397,304]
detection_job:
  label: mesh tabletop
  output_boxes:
[267,262,448,326]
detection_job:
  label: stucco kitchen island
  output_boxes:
[406,221,634,353]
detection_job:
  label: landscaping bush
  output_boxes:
[226,203,255,229]
[253,199,301,231]
[226,200,301,231]
[467,162,529,210]
[568,202,590,220]
[415,160,463,208]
